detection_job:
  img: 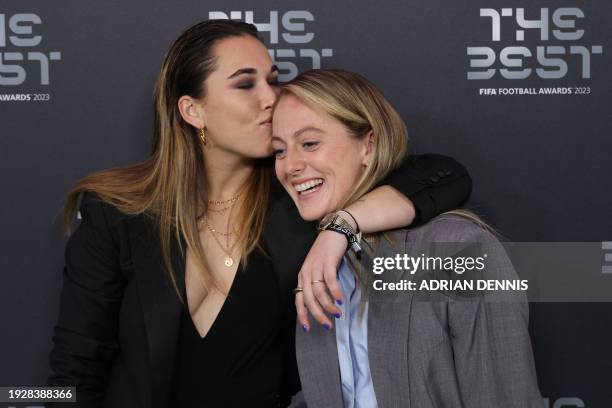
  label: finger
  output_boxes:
[295,274,310,331]
[312,278,342,318]
[301,267,333,329]
[295,293,310,332]
[323,261,344,307]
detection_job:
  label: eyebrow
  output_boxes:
[227,65,279,79]
[271,126,325,143]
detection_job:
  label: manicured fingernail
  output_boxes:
[302,325,309,332]
[336,299,343,306]
[334,312,342,319]
[323,323,331,331]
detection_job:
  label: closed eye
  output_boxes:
[302,141,319,150]
[237,82,254,89]
[273,148,286,159]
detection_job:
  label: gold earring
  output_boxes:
[199,128,207,146]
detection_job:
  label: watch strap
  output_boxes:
[323,222,362,254]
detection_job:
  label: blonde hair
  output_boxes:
[62,20,271,299]
[280,69,408,211]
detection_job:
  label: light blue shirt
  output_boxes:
[335,258,378,408]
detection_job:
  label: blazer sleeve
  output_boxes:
[447,228,542,407]
[48,193,126,408]
[379,154,472,226]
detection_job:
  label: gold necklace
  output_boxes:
[203,219,233,237]
[202,214,235,267]
[203,200,236,227]
[207,192,241,206]
[206,197,238,215]
[207,205,232,214]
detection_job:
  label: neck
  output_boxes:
[203,148,254,201]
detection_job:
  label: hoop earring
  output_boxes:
[199,128,207,146]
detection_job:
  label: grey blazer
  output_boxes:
[295,215,542,408]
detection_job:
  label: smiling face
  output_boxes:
[182,34,280,159]
[272,94,372,221]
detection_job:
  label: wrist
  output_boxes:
[318,211,362,254]
[336,209,360,233]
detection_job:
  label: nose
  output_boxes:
[284,148,306,176]
[261,82,278,111]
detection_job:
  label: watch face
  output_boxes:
[318,213,336,230]
[318,214,331,230]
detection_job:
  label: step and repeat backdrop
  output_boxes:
[1,0,611,407]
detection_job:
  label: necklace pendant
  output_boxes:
[224,256,234,267]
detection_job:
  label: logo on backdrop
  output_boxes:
[0,13,61,102]
[467,7,603,96]
[209,10,333,82]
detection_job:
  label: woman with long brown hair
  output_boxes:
[48,21,471,407]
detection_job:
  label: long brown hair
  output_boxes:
[63,20,271,298]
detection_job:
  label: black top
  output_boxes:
[170,249,285,408]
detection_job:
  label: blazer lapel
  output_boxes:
[127,215,184,408]
[364,238,412,408]
[295,324,344,408]
[367,302,411,408]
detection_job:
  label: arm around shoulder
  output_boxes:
[380,154,472,226]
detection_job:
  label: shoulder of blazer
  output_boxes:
[75,192,161,278]
[76,192,165,237]
[399,214,496,246]
[76,192,134,235]
[364,216,498,284]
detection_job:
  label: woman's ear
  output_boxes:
[178,95,205,129]
[362,130,375,167]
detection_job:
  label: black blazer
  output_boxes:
[48,154,471,408]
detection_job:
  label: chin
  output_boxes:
[246,146,273,159]
[298,211,320,222]
[296,204,328,222]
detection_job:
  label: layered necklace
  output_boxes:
[200,193,241,267]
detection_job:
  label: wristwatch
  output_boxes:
[318,212,362,253]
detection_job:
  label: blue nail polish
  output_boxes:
[334,313,342,319]
[323,323,331,331]
[336,299,343,306]
[302,325,309,332]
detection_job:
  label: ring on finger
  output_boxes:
[311,279,324,284]
[293,287,303,295]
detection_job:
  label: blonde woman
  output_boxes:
[48,22,471,407]
[272,69,542,407]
